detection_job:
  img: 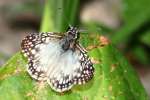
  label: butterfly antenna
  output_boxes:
[77,26,89,33]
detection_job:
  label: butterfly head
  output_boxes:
[66,26,79,41]
[61,26,79,51]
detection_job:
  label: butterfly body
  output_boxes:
[21,27,94,92]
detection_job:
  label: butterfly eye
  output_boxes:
[67,27,78,40]
[67,32,77,40]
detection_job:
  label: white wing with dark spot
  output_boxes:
[21,32,62,81]
[21,31,94,93]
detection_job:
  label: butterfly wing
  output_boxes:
[47,43,94,92]
[47,49,79,92]
[73,43,94,85]
[22,32,94,92]
[21,32,62,81]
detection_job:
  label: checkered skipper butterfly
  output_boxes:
[21,26,94,92]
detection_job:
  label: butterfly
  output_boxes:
[21,26,94,92]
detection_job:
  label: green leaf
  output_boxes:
[0,0,148,99]
[132,45,150,65]
[40,0,79,32]
[111,0,150,44]
[140,30,150,47]
[96,45,148,100]
[0,35,148,100]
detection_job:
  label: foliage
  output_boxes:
[111,0,150,65]
[0,38,148,100]
[0,0,149,100]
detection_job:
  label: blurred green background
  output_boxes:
[0,0,149,97]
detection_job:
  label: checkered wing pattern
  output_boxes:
[73,44,94,85]
[47,43,94,92]
[21,32,62,81]
[21,32,94,93]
